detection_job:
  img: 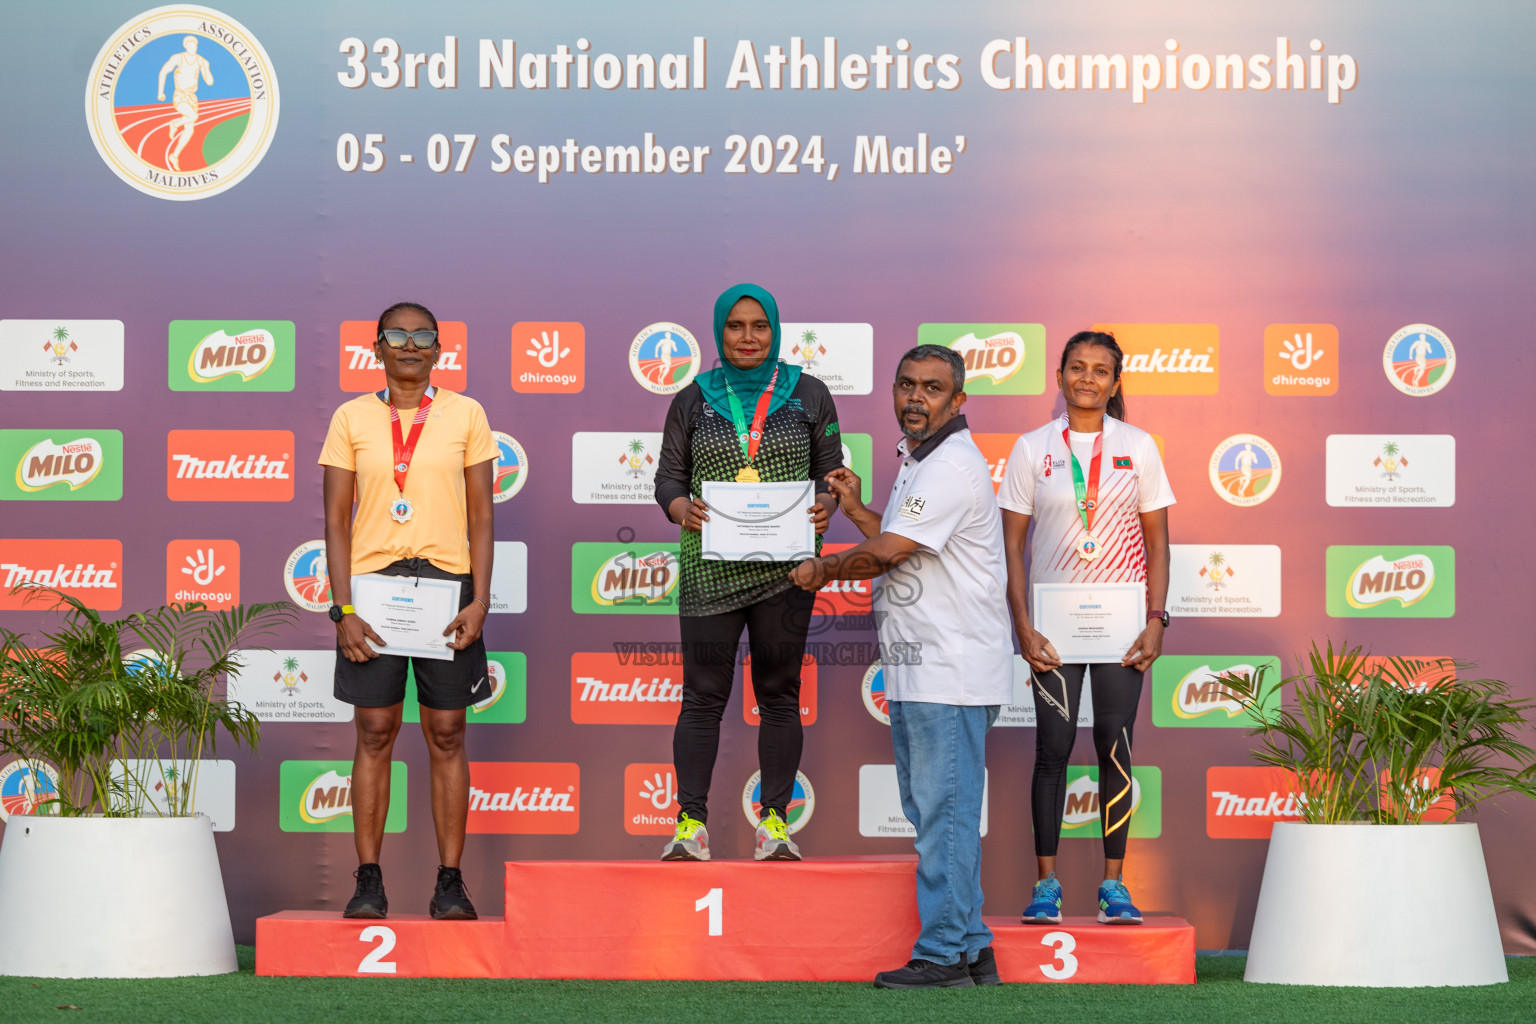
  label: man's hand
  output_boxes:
[825,468,866,519]
[336,615,386,663]
[790,557,827,592]
[444,601,488,651]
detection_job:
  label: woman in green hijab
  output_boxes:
[654,283,844,862]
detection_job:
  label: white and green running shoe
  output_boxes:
[754,809,801,861]
[661,813,710,861]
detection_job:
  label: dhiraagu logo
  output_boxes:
[404,652,526,724]
[279,760,406,832]
[1327,546,1455,618]
[1058,766,1161,838]
[169,321,294,390]
[917,323,1046,396]
[571,542,680,614]
[1152,656,1281,728]
[1,430,123,501]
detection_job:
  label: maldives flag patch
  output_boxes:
[1113,456,1133,469]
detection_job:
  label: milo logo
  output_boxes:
[169,321,294,391]
[189,328,277,381]
[18,437,103,491]
[299,769,352,824]
[1348,553,1435,609]
[1,430,123,501]
[950,330,1025,384]
[916,323,1046,396]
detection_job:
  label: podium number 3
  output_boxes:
[695,887,723,936]
[358,925,398,974]
[1040,931,1078,980]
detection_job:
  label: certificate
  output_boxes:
[1032,582,1146,664]
[700,480,817,562]
[350,573,462,661]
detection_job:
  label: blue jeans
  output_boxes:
[888,700,1001,965]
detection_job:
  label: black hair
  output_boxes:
[1059,330,1126,422]
[895,343,967,395]
[375,301,438,339]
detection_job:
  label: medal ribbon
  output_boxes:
[389,392,434,495]
[724,363,779,466]
[1061,424,1104,534]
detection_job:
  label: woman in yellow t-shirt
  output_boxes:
[318,301,498,921]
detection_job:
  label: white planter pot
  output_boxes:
[0,815,237,978]
[1245,822,1506,987]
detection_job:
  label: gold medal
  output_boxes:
[735,466,761,483]
[1076,532,1102,561]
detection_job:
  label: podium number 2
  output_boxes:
[1039,931,1078,980]
[695,887,723,936]
[358,925,398,974]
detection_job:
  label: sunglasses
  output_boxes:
[378,328,439,350]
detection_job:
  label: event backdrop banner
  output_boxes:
[1,0,1531,952]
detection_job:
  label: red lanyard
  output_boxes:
[1061,424,1104,533]
[389,393,433,494]
[724,364,779,465]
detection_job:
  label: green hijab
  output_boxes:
[697,283,802,421]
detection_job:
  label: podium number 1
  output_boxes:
[358,925,398,974]
[695,887,724,936]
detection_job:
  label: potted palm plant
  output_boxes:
[1219,642,1536,987]
[0,587,296,978]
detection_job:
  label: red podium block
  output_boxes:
[502,857,920,981]
[255,912,506,978]
[987,915,1195,984]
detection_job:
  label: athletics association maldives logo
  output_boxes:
[861,661,890,725]
[0,760,60,821]
[86,6,280,200]
[283,540,330,612]
[1384,324,1455,397]
[491,431,528,503]
[1209,434,1281,507]
[629,322,700,395]
[742,770,815,834]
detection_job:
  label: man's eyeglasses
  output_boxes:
[378,328,438,350]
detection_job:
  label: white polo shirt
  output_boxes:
[997,414,1175,589]
[872,416,1014,706]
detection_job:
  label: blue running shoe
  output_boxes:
[1097,876,1143,925]
[1022,872,1063,924]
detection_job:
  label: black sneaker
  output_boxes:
[428,865,478,920]
[873,958,976,989]
[968,946,1002,986]
[343,863,387,919]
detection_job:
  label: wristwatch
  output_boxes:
[1147,609,1170,628]
[327,604,354,623]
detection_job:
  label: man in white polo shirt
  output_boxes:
[791,344,1013,989]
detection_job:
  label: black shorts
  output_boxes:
[334,558,489,711]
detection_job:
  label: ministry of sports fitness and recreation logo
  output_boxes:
[629,322,700,395]
[741,770,815,834]
[491,431,528,503]
[1383,324,1455,397]
[861,661,890,725]
[1208,434,1281,507]
[0,760,60,821]
[86,6,280,200]
[283,540,330,612]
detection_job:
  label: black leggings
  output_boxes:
[673,585,815,824]
[1030,662,1143,860]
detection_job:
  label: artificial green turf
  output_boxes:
[0,949,1531,1024]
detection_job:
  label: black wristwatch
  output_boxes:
[328,604,353,623]
[1147,609,1169,628]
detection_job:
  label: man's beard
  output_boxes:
[901,404,935,442]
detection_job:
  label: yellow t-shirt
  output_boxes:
[318,389,499,575]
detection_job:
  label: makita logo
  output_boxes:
[1122,348,1214,374]
[166,431,295,502]
[345,346,463,371]
[1349,553,1435,609]
[172,453,290,480]
[577,676,683,703]
[1210,790,1304,818]
[1,561,117,589]
[190,329,276,382]
[468,786,575,813]
[18,437,103,491]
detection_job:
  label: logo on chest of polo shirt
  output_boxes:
[1042,455,1065,478]
[897,495,926,521]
